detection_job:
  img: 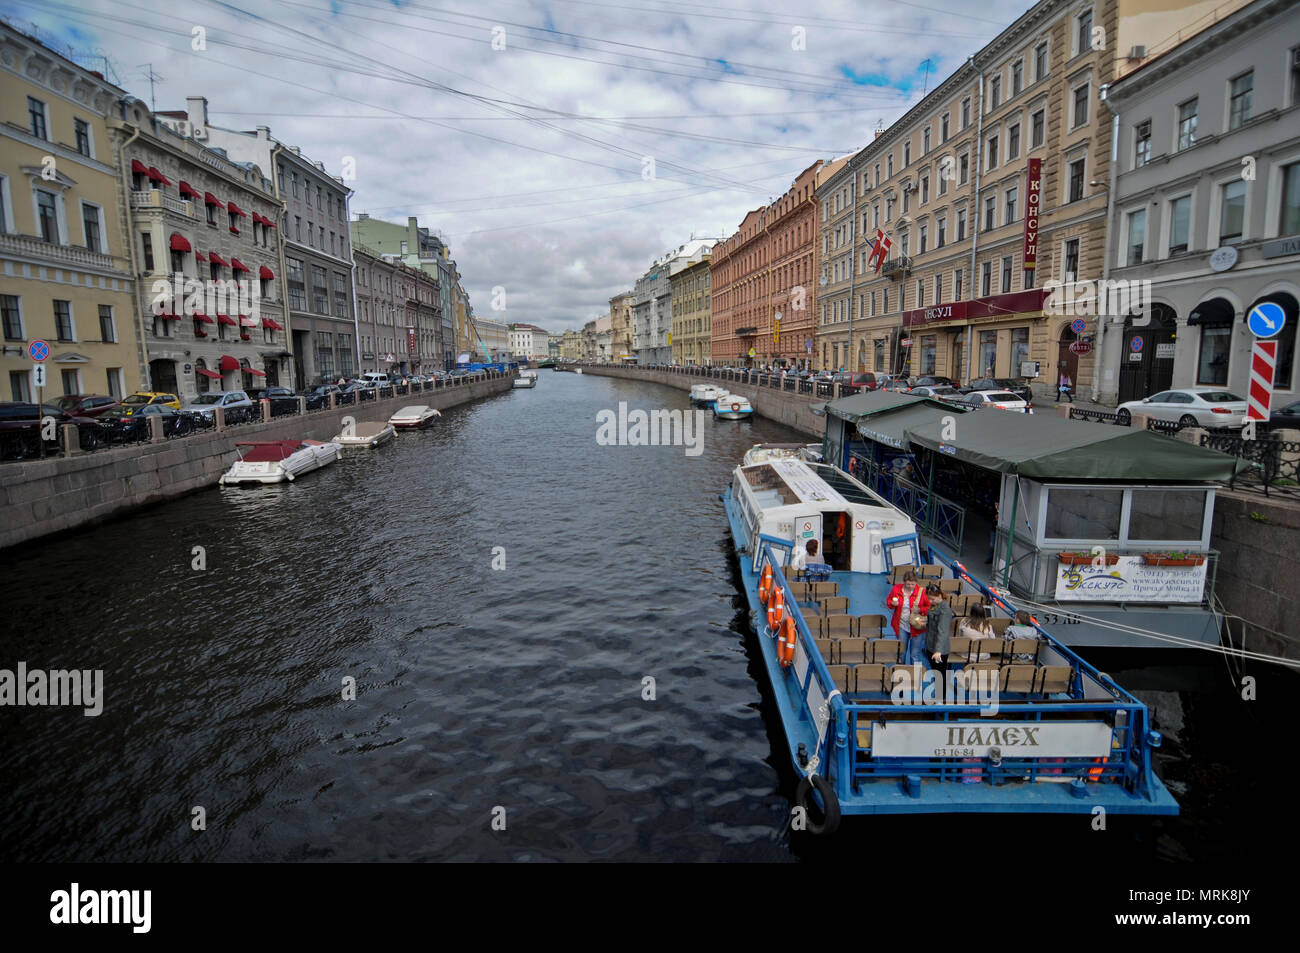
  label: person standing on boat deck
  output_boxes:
[886,571,929,664]
[925,584,955,690]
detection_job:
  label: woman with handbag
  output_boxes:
[885,570,930,664]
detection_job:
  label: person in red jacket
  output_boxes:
[885,570,930,664]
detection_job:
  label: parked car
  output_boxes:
[1116,388,1248,428]
[909,384,963,400]
[53,394,121,418]
[1262,398,1300,431]
[910,375,959,390]
[962,377,1034,402]
[102,403,193,440]
[960,390,1034,413]
[246,386,299,415]
[338,382,374,402]
[118,391,182,414]
[180,390,255,424]
[361,372,393,387]
[301,384,340,410]
[0,401,106,456]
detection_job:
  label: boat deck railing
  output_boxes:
[753,537,1167,803]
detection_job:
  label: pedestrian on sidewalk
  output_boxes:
[1056,371,1073,403]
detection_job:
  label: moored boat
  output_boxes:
[742,443,823,467]
[690,383,728,405]
[220,439,341,484]
[713,395,754,420]
[513,372,538,389]
[721,456,1178,832]
[332,420,396,452]
[389,405,442,429]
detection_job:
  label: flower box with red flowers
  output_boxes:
[1057,552,1119,565]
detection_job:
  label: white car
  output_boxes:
[181,390,254,423]
[909,385,963,400]
[960,390,1033,413]
[1116,388,1248,428]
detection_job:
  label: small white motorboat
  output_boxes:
[389,405,442,429]
[691,383,728,405]
[513,372,538,389]
[713,395,754,420]
[220,439,341,484]
[741,443,823,467]
[332,420,396,452]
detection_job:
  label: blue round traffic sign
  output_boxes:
[1130,336,1144,352]
[1070,318,1087,335]
[28,340,49,362]
[1247,302,1286,339]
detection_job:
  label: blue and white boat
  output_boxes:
[722,456,1178,833]
[713,395,754,420]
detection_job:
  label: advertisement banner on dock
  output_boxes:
[872,721,1113,759]
[1054,557,1207,603]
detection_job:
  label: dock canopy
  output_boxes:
[813,390,957,422]
[855,402,957,450]
[904,410,1251,481]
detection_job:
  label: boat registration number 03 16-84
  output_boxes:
[1038,612,1081,625]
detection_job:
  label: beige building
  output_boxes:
[670,255,712,365]
[608,291,634,362]
[816,0,1222,394]
[1,24,142,401]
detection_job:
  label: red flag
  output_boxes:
[868,228,892,273]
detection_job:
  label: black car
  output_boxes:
[101,403,194,441]
[302,384,341,410]
[247,386,300,416]
[0,402,106,457]
[1262,399,1300,431]
[338,382,374,403]
[961,377,1034,402]
[911,375,959,390]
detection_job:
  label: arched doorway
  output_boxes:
[149,358,177,395]
[1118,304,1177,403]
[1056,325,1079,394]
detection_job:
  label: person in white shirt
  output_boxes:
[790,539,819,572]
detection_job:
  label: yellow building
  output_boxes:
[0,24,142,401]
[670,256,712,365]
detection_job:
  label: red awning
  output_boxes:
[147,166,171,185]
[239,314,258,327]
[169,233,192,252]
[208,252,228,267]
[179,181,200,199]
[219,356,241,372]
[259,265,275,280]
[193,314,214,324]
[204,192,225,209]
[261,317,283,330]
[196,368,222,380]
[226,201,247,217]
[194,251,208,262]
[131,159,148,174]
[246,368,266,377]
[217,314,237,326]
[264,216,277,228]
[230,258,249,273]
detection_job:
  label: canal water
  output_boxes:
[1,371,1294,863]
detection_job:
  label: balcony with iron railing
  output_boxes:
[881,255,913,278]
[130,189,199,218]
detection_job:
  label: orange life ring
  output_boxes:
[1088,757,1106,781]
[767,587,785,630]
[778,616,798,667]
[731,401,740,411]
[759,565,773,605]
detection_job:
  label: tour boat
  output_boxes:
[513,372,538,389]
[713,395,754,420]
[389,405,442,429]
[332,420,395,452]
[721,456,1178,833]
[220,439,341,485]
[742,443,823,467]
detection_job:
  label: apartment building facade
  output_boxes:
[712,161,828,368]
[633,239,713,364]
[608,291,634,362]
[0,24,141,401]
[670,254,711,365]
[817,0,1215,395]
[1102,0,1300,406]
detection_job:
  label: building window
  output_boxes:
[291,172,299,199]
[1220,180,1246,243]
[1292,47,1300,106]
[938,171,948,197]
[990,75,1001,109]
[985,194,996,231]
[54,300,74,341]
[1035,41,1048,80]
[1,295,22,340]
[1127,208,1146,264]
[1177,99,1198,150]
[81,202,103,252]
[904,142,911,166]
[1135,120,1151,167]
[28,97,48,139]
[333,272,349,318]
[1031,109,1045,148]
[1229,72,1253,129]
[287,257,306,310]
[934,274,942,303]
[60,369,79,396]
[1011,327,1029,374]
[958,153,969,185]
[140,232,155,272]
[937,216,946,247]
[1005,186,1018,224]
[98,304,116,343]
[923,127,931,154]
[1001,256,1013,293]
[1012,60,1023,97]
[978,329,997,377]
[917,279,924,307]
[9,371,30,402]
[1072,83,1090,127]
[1068,158,1086,202]
[294,216,302,241]
[956,207,967,241]
[874,164,881,186]
[941,114,950,142]
[1007,123,1020,160]
[919,224,927,253]
[1281,162,1300,236]
[1076,8,1093,56]
[981,261,992,297]
[961,98,971,129]
[954,269,963,300]
[36,189,59,243]
[987,134,999,169]
[1197,325,1232,386]
[311,265,329,313]
[74,118,91,157]
[1064,238,1080,280]
[921,335,937,375]
[1169,195,1191,255]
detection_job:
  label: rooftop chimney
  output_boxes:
[256,125,270,140]
[187,95,208,129]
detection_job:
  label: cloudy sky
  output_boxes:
[6,0,1035,331]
